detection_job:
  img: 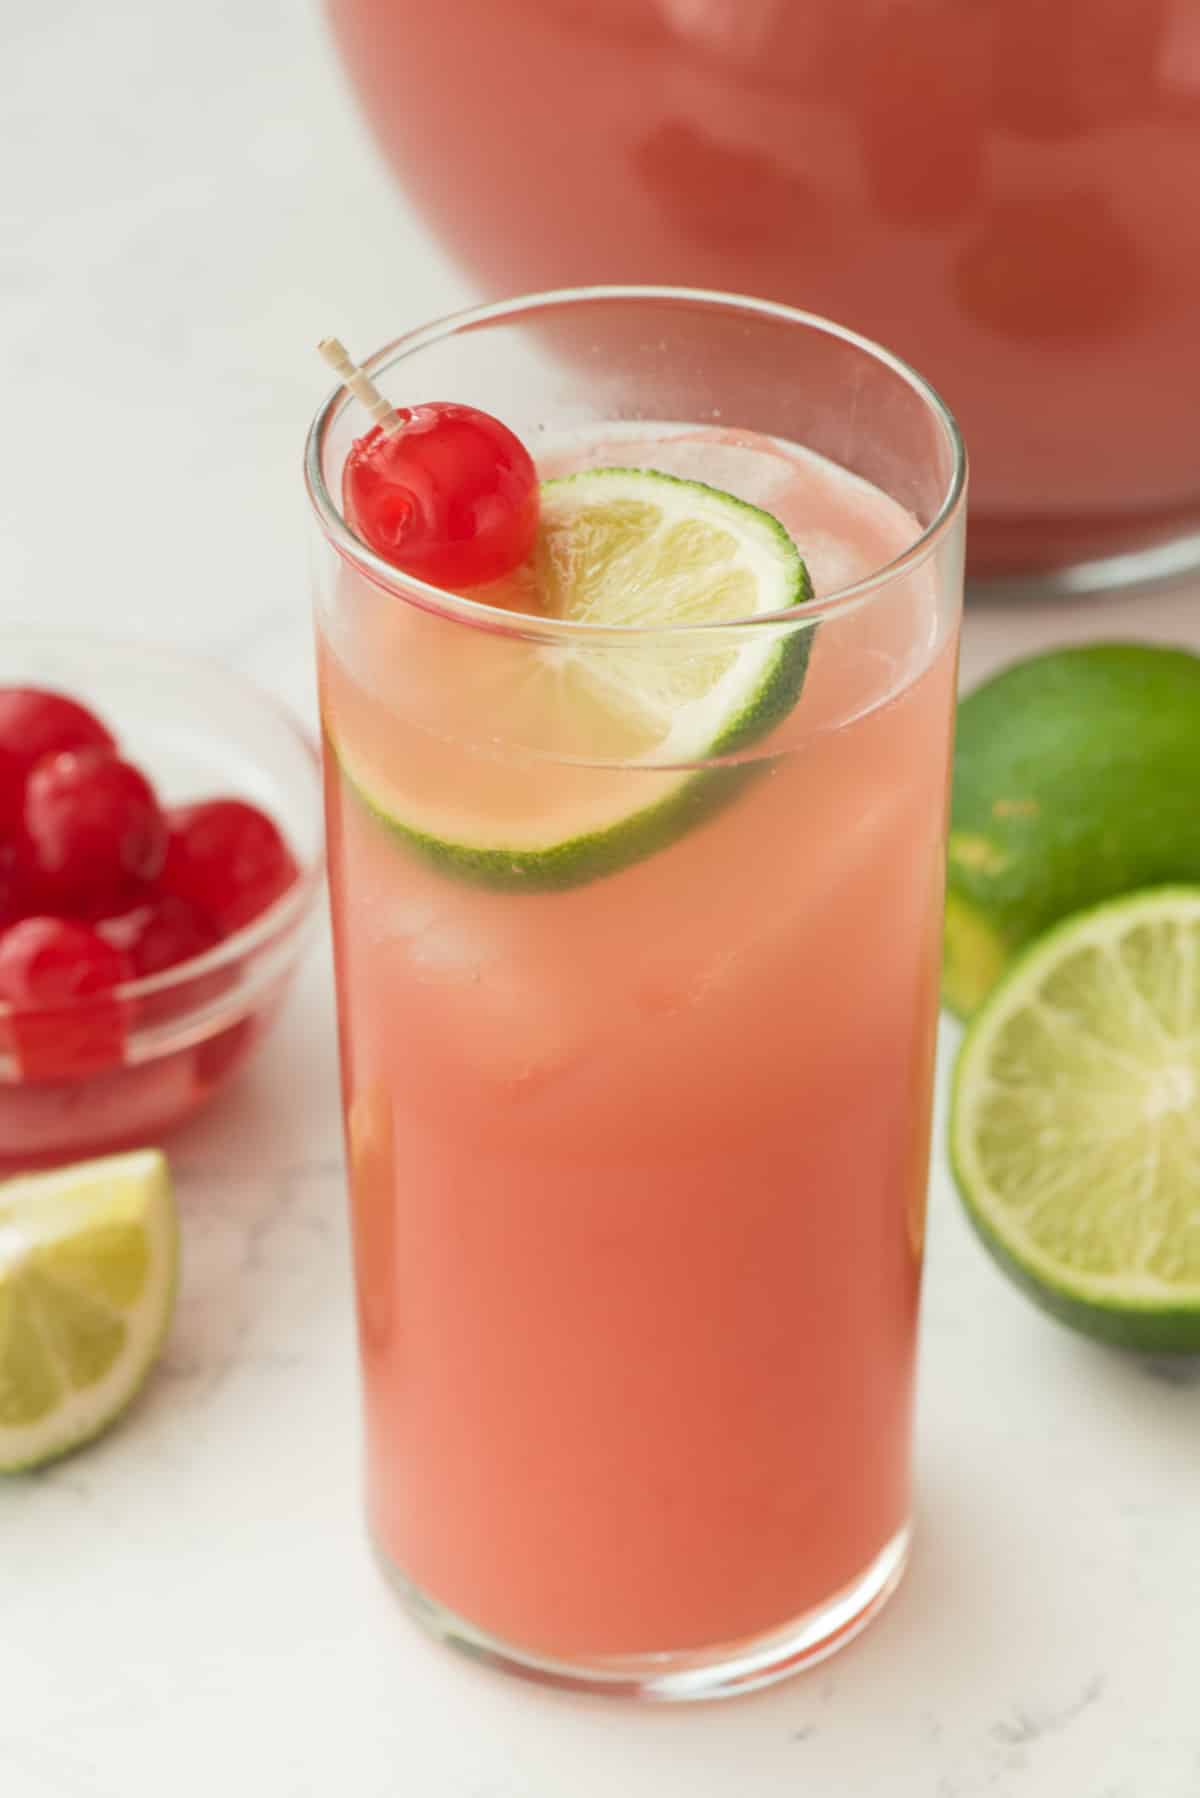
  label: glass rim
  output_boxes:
[303,284,967,642]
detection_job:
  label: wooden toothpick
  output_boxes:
[317,336,402,434]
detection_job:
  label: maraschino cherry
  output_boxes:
[24,748,168,912]
[0,916,133,1080]
[318,336,538,590]
[158,799,298,936]
[0,688,115,832]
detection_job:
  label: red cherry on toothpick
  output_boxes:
[319,337,539,590]
[344,405,539,589]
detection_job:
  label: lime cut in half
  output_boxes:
[331,467,814,891]
[944,643,1200,1019]
[950,888,1200,1353]
[0,1150,178,1471]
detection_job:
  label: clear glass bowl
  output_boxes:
[1,638,324,1169]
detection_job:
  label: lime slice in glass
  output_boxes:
[950,887,1200,1352]
[330,467,813,891]
[0,1149,178,1471]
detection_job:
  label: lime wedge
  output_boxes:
[332,467,813,891]
[950,888,1200,1352]
[0,1150,178,1471]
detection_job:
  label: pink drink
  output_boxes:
[328,0,1200,583]
[319,472,956,1683]
[308,290,964,1693]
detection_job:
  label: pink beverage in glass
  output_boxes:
[327,0,1200,586]
[307,291,965,1697]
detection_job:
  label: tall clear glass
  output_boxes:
[305,288,966,1699]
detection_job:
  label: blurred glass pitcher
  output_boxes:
[327,0,1200,592]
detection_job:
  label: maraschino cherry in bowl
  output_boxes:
[0,638,323,1168]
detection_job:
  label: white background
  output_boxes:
[2,4,1199,1795]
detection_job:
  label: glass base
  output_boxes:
[967,527,1200,604]
[374,1523,910,1701]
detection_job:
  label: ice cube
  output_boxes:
[790,524,872,596]
[640,436,796,514]
[367,890,437,946]
[428,953,589,1097]
[409,918,490,985]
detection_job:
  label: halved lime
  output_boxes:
[950,888,1200,1353]
[331,467,813,891]
[0,1149,178,1471]
[944,643,1200,1018]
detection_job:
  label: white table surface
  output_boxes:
[3,6,1199,1794]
